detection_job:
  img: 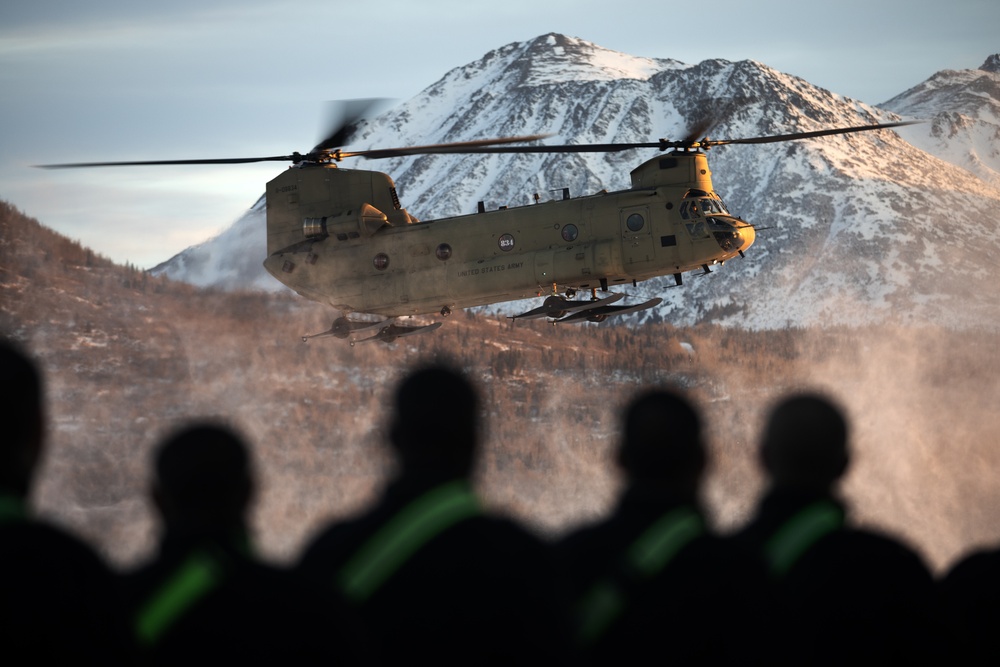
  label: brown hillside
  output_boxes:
[2,200,1000,572]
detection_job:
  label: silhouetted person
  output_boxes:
[735,393,944,666]
[554,388,770,665]
[297,364,573,666]
[124,422,363,665]
[0,338,132,663]
[941,544,1000,664]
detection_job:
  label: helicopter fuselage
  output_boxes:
[35,117,912,337]
[262,150,755,317]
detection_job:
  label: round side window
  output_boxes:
[373,253,390,271]
[626,213,645,232]
[498,233,515,252]
[561,224,579,242]
[436,243,452,261]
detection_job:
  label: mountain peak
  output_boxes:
[981,54,1000,73]
[502,33,688,86]
[155,36,1000,331]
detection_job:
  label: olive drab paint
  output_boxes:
[262,150,756,319]
[38,118,913,341]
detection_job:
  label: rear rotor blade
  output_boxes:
[35,155,302,169]
[352,120,920,157]
[312,98,393,154]
[700,121,921,148]
[682,116,716,145]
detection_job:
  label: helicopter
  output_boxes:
[38,105,916,344]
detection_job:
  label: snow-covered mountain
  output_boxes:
[882,55,1000,187]
[151,194,275,291]
[152,34,1000,329]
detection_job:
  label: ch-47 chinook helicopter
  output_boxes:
[38,106,916,344]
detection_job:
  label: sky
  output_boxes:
[2,0,997,268]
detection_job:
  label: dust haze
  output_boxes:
[3,202,1000,573]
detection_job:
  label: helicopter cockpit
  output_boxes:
[679,189,729,219]
[679,190,748,252]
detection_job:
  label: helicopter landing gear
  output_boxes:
[350,322,444,345]
[509,293,625,320]
[302,316,390,342]
[553,297,663,324]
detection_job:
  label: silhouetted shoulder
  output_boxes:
[779,527,942,665]
[125,540,364,665]
[805,525,928,568]
[0,519,132,663]
[127,422,367,664]
[301,477,548,579]
[943,547,1000,586]
[298,479,571,666]
[779,526,934,604]
[556,498,771,665]
[297,366,575,665]
[941,547,1000,664]
[553,505,677,599]
[301,502,552,595]
[2,517,112,577]
[298,514,371,574]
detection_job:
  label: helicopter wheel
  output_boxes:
[565,288,577,299]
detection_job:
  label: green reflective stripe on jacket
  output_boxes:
[0,494,27,523]
[338,480,480,603]
[577,581,625,645]
[626,507,704,577]
[578,506,704,644]
[134,551,223,646]
[764,501,844,577]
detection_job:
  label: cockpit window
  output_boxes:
[682,196,728,219]
[706,216,745,252]
[680,200,701,220]
[685,221,709,239]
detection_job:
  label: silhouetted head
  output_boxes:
[152,423,253,534]
[0,339,44,498]
[617,388,706,496]
[760,393,849,493]
[389,364,479,478]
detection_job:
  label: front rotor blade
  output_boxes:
[344,136,666,159]
[340,134,556,159]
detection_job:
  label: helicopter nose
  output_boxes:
[740,223,756,250]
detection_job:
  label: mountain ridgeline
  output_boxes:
[151,34,1000,330]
